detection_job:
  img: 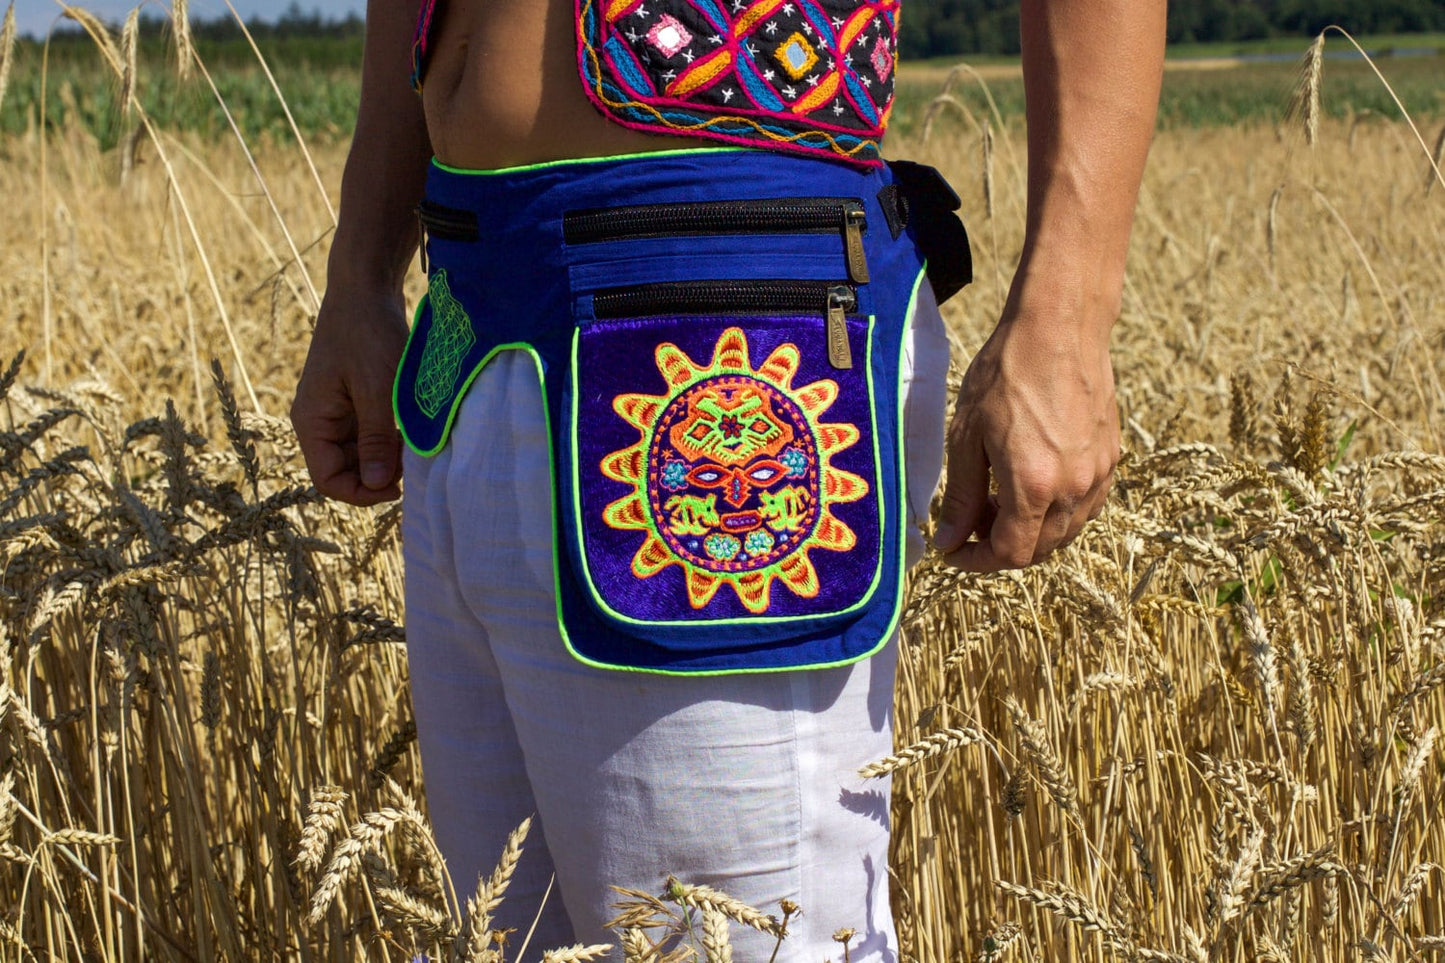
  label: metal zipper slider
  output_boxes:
[415,209,428,275]
[842,203,870,284]
[827,285,855,370]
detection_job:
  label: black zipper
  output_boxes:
[590,279,858,370]
[564,198,871,284]
[415,200,482,274]
[416,200,480,239]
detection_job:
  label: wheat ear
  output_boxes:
[540,944,614,962]
[462,816,532,957]
[1004,697,1078,815]
[665,877,783,937]
[701,908,734,963]
[858,727,985,778]
[0,3,15,114]
[294,786,347,877]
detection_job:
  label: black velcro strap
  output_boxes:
[876,183,908,240]
[885,160,972,304]
[415,199,480,242]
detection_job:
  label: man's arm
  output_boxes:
[933,0,1166,570]
[291,0,433,506]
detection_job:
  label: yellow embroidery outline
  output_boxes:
[775,31,819,81]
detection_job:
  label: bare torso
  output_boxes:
[420,0,675,169]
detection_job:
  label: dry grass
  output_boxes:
[0,22,1443,963]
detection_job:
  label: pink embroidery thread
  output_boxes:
[574,0,899,167]
[646,13,695,57]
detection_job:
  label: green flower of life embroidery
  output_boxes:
[414,269,477,419]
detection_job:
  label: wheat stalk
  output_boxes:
[1247,847,1346,910]
[859,727,986,778]
[995,880,1131,950]
[1216,830,1264,924]
[700,908,733,963]
[540,944,614,962]
[1392,862,1439,920]
[0,771,17,846]
[621,926,655,962]
[1401,726,1438,798]
[58,5,122,72]
[0,2,15,114]
[1428,124,1445,195]
[307,808,408,925]
[119,7,139,114]
[295,787,347,877]
[365,852,454,940]
[982,121,995,219]
[1004,697,1077,815]
[172,0,193,80]
[42,829,120,847]
[1287,32,1325,147]
[460,815,532,957]
[664,877,782,937]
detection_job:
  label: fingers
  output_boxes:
[945,464,1115,572]
[355,400,403,492]
[932,413,991,554]
[945,480,1047,572]
[292,377,403,507]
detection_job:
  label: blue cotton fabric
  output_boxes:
[392,148,931,673]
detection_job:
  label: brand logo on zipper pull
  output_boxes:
[827,285,855,370]
[843,203,871,284]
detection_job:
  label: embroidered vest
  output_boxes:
[412,0,900,168]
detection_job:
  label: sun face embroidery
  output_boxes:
[600,327,869,614]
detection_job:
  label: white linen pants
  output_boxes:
[400,281,949,962]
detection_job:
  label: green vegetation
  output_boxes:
[899,0,1445,57]
[889,51,1445,137]
[1163,30,1445,58]
[0,33,364,145]
[1,23,1441,149]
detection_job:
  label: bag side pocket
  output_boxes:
[564,281,888,650]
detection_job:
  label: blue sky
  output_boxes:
[13,0,366,38]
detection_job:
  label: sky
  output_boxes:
[13,0,366,38]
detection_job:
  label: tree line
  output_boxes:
[34,0,1445,59]
[898,0,1445,57]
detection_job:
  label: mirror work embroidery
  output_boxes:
[575,0,899,166]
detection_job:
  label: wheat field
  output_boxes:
[1,15,1445,961]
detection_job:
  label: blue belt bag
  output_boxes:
[392,148,967,674]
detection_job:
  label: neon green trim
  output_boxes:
[393,294,430,453]
[862,264,933,658]
[430,147,750,178]
[567,319,886,628]
[394,323,540,456]
[393,266,929,676]
[559,268,926,676]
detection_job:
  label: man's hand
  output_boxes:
[289,0,430,507]
[928,0,1163,570]
[291,287,409,506]
[933,293,1120,571]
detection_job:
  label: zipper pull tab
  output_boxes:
[415,209,429,275]
[827,285,855,370]
[843,203,870,284]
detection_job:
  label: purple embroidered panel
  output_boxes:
[575,0,900,167]
[574,316,883,624]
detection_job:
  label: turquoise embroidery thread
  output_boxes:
[414,270,478,419]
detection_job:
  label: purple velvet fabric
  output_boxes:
[573,313,881,624]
